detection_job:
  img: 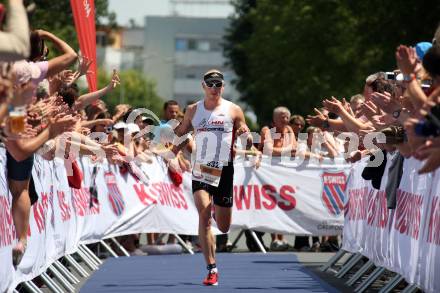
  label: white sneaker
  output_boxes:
[278,241,289,251]
[130,248,147,256]
[184,240,193,250]
[270,240,282,251]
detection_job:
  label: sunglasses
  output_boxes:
[39,40,49,60]
[43,46,49,58]
[205,81,223,88]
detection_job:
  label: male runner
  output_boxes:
[171,69,252,286]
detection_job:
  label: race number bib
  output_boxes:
[192,160,224,187]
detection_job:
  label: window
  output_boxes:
[96,32,107,47]
[197,40,210,51]
[175,39,188,51]
[210,39,222,52]
[188,39,197,50]
[174,66,210,79]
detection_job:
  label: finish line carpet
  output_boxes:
[80,253,339,292]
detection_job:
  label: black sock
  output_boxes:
[207,263,217,272]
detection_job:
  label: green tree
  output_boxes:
[224,0,440,125]
[27,0,116,50]
[98,70,163,116]
[223,0,257,109]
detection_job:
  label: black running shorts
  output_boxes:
[6,151,34,181]
[192,164,234,208]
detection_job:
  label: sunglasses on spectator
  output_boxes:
[43,47,49,59]
[204,81,223,88]
[38,39,49,60]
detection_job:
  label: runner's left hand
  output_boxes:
[236,124,250,136]
[236,125,253,149]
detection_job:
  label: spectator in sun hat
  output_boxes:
[141,115,156,131]
[114,120,127,138]
[127,122,140,136]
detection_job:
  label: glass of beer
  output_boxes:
[9,106,26,134]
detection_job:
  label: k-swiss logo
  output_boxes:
[321,171,347,216]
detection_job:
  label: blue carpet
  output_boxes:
[80,253,339,292]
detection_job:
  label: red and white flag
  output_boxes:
[70,0,98,92]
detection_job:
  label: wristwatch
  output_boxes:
[402,73,416,82]
[322,118,330,129]
[392,109,402,119]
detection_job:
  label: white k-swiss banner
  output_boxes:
[0,151,14,293]
[0,151,348,292]
[342,158,370,254]
[418,169,440,293]
[363,152,395,269]
[343,156,440,292]
[389,158,433,286]
[231,158,348,235]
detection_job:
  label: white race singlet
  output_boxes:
[191,98,234,186]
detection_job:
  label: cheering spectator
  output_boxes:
[259,106,297,157]
[162,99,180,122]
[259,106,297,251]
[289,114,305,138]
[349,94,365,117]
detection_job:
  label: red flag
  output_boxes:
[70,0,98,92]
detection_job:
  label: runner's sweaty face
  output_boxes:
[203,80,224,99]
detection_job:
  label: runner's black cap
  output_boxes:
[203,70,224,82]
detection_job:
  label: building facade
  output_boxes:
[142,16,238,106]
[97,16,239,108]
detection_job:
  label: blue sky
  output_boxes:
[108,0,234,26]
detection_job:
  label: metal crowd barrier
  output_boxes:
[320,249,421,293]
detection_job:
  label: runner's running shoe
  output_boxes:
[203,271,218,286]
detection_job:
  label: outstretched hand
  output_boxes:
[396,45,417,75]
[306,108,327,128]
[322,97,343,115]
[107,69,120,91]
[78,55,93,76]
[370,91,400,114]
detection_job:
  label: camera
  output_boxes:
[385,72,395,81]
[105,125,113,134]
